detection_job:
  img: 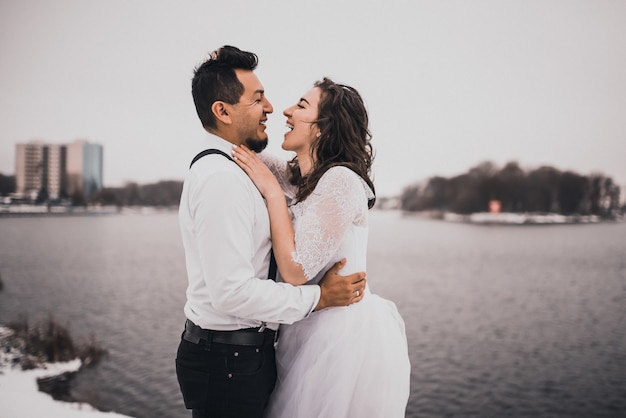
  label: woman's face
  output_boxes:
[282,87,321,154]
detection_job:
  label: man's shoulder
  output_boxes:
[189,149,233,168]
[187,157,255,198]
[189,153,241,178]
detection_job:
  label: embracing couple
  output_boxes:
[175,45,410,418]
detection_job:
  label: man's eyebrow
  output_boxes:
[299,98,310,105]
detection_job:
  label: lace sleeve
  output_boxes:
[291,166,370,280]
[259,152,297,201]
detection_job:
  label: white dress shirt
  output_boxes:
[178,133,320,331]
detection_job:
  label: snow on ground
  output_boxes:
[0,326,133,418]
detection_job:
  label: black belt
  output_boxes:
[183,319,278,346]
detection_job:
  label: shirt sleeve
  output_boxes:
[291,167,369,281]
[190,168,319,324]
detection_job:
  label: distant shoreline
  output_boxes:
[402,210,623,225]
[1,204,622,224]
[0,205,177,218]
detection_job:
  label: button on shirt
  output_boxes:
[178,134,320,331]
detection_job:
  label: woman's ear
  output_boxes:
[312,124,321,139]
[211,101,232,125]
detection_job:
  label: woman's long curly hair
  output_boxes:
[287,78,376,208]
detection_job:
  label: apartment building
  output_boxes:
[15,140,102,200]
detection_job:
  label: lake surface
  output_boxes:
[1,211,625,417]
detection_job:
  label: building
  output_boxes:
[15,140,102,201]
[15,141,45,199]
[66,140,103,199]
[45,144,67,200]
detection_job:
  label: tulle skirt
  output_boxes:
[265,288,410,418]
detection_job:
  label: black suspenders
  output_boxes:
[189,148,233,168]
[189,148,277,282]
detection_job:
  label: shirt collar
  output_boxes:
[204,132,236,157]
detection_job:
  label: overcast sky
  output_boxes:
[1,0,625,197]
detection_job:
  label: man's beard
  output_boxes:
[245,137,268,153]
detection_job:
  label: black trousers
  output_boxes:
[175,328,277,418]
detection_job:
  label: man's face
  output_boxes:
[231,69,273,152]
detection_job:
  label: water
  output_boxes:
[1,211,625,417]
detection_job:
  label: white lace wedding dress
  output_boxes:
[261,155,411,418]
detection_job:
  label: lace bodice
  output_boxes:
[260,153,374,282]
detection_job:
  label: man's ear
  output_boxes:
[211,101,232,125]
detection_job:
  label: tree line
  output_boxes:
[89,181,183,207]
[400,161,622,218]
[2,166,624,216]
[0,173,15,196]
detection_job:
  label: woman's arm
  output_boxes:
[232,145,309,285]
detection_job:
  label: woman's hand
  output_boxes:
[233,144,306,284]
[232,145,283,200]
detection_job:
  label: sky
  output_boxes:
[1,0,625,197]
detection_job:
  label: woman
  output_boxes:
[232,78,410,417]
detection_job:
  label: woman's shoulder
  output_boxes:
[317,166,374,199]
[319,165,360,183]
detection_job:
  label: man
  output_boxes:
[176,45,366,418]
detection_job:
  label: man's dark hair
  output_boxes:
[191,46,258,130]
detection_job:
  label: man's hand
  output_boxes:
[315,259,366,311]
